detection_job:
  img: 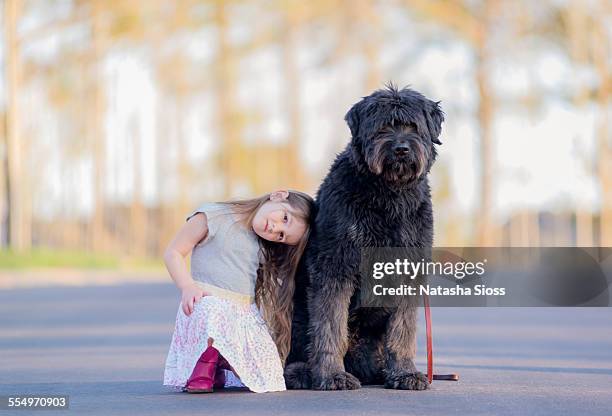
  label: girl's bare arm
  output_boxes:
[163,213,209,315]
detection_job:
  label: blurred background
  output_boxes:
[0,0,610,274]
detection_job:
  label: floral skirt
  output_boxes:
[163,295,286,393]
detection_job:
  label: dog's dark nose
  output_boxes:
[394,143,409,156]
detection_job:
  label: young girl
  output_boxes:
[163,190,314,393]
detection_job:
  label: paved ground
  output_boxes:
[0,283,611,415]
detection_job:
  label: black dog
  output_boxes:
[284,84,444,390]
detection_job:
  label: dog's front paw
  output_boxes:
[314,371,361,391]
[385,371,429,390]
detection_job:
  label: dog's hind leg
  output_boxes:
[285,260,312,390]
[284,362,312,389]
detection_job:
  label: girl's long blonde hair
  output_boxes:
[221,190,314,364]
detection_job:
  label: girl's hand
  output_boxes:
[181,282,208,316]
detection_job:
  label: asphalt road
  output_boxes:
[1,283,611,415]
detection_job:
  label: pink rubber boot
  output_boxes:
[184,346,219,393]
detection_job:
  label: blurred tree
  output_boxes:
[590,1,611,246]
[0,109,6,247]
[355,0,382,91]
[88,0,109,252]
[4,0,31,251]
[280,0,306,190]
[406,0,498,245]
[473,0,499,246]
[564,0,594,246]
[215,0,245,197]
[559,0,610,246]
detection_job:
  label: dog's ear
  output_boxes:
[344,100,362,138]
[425,100,444,145]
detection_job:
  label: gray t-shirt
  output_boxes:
[187,203,261,299]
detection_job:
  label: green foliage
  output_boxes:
[0,249,164,270]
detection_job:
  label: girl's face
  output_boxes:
[252,192,307,245]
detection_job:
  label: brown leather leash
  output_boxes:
[423,293,459,383]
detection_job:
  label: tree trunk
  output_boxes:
[90,0,108,253]
[475,0,497,246]
[4,0,31,251]
[130,118,146,257]
[565,1,594,247]
[0,112,7,247]
[591,6,611,246]
[215,0,242,197]
[358,0,382,92]
[281,4,305,190]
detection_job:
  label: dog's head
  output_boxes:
[345,84,444,184]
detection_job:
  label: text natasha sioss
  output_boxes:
[372,284,506,296]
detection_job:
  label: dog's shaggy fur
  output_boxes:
[284,84,444,390]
